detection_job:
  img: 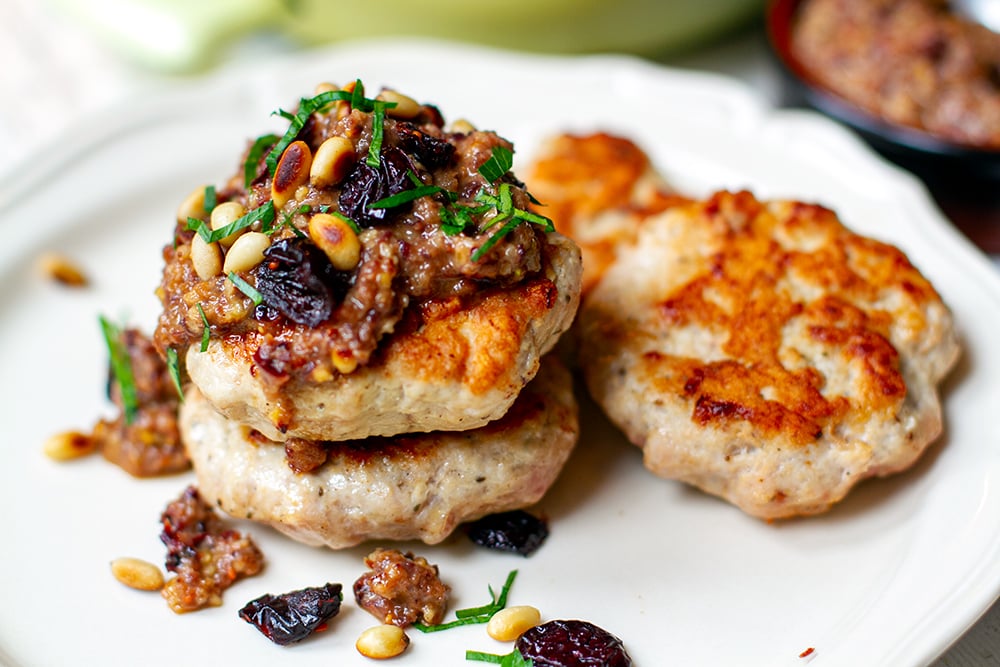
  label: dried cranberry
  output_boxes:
[254,238,345,327]
[338,146,414,227]
[516,620,632,667]
[239,583,343,646]
[466,510,549,556]
[397,123,455,169]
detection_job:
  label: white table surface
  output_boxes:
[3,1,998,664]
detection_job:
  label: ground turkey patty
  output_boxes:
[154,81,582,439]
[180,354,578,548]
[579,190,960,519]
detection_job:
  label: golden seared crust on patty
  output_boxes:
[524,132,689,294]
[579,190,960,519]
[180,355,578,549]
[186,233,581,441]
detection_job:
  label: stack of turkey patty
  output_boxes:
[154,80,582,548]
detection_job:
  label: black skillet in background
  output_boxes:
[765,0,1000,253]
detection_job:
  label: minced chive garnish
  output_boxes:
[350,79,368,110]
[196,303,210,352]
[366,99,396,168]
[466,650,532,666]
[227,272,263,305]
[265,81,389,177]
[368,183,445,209]
[266,205,309,238]
[165,347,184,401]
[244,133,279,188]
[203,185,217,214]
[478,145,514,183]
[414,570,518,633]
[187,201,276,243]
[440,203,490,235]
[369,170,457,210]
[468,183,553,262]
[98,315,139,425]
[510,206,551,227]
[332,211,361,233]
[471,216,521,262]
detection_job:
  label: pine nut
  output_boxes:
[272,140,313,209]
[37,252,88,287]
[190,234,223,280]
[210,201,248,248]
[43,430,96,461]
[448,119,476,134]
[308,213,361,271]
[356,625,409,659]
[110,557,165,591]
[378,89,421,120]
[222,232,270,274]
[486,605,541,642]
[310,136,356,188]
[314,81,338,95]
[177,185,208,224]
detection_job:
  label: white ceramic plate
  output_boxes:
[2,41,999,667]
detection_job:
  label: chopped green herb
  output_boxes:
[318,204,331,213]
[244,134,280,188]
[350,79,368,111]
[414,570,518,633]
[469,183,553,262]
[366,99,397,168]
[227,272,263,305]
[471,215,521,262]
[265,82,385,177]
[187,201,276,244]
[266,204,309,238]
[440,201,492,236]
[196,303,210,352]
[368,183,445,209]
[98,315,139,425]
[165,347,184,401]
[478,145,514,183]
[466,649,533,666]
[203,185,217,214]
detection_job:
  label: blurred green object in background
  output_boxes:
[51,0,763,71]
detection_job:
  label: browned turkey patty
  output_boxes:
[180,355,578,548]
[524,132,689,295]
[578,190,960,519]
[185,233,581,442]
[158,84,583,442]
